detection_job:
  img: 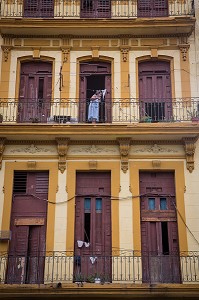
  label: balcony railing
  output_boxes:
[0,251,199,284]
[0,98,198,124]
[0,0,194,19]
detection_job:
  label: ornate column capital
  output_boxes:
[120,48,129,62]
[179,44,190,61]
[56,138,70,173]
[1,46,12,62]
[117,138,131,173]
[61,47,71,63]
[0,138,6,170]
[182,136,198,173]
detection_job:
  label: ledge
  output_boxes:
[1,283,199,299]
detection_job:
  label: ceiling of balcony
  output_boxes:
[0,18,195,37]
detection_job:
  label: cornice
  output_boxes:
[1,32,192,39]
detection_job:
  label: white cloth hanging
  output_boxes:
[77,240,84,248]
[90,256,97,264]
[84,242,90,248]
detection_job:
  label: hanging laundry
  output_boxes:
[77,240,84,248]
[84,242,90,248]
[90,256,97,264]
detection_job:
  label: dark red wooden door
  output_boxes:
[79,61,112,123]
[139,60,172,122]
[137,0,168,17]
[24,0,54,18]
[80,0,111,18]
[139,172,181,283]
[74,172,111,282]
[18,61,52,123]
[6,171,49,284]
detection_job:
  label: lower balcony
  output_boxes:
[0,98,199,124]
[0,251,199,285]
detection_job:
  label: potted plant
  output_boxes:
[187,109,199,122]
[140,115,152,123]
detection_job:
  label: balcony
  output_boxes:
[0,0,195,36]
[0,98,198,124]
[0,251,199,284]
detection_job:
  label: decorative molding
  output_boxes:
[27,161,37,170]
[61,47,70,62]
[179,44,190,61]
[131,140,182,145]
[117,138,131,173]
[6,140,56,145]
[2,33,191,39]
[182,137,199,173]
[0,138,6,170]
[89,160,97,170]
[71,145,117,154]
[11,144,53,154]
[152,160,161,169]
[120,48,129,62]
[56,138,70,173]
[132,144,178,153]
[1,46,12,62]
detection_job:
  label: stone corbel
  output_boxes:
[182,136,198,173]
[1,46,12,62]
[56,138,70,173]
[61,47,71,63]
[117,138,131,173]
[120,48,129,62]
[179,44,190,61]
[0,138,6,170]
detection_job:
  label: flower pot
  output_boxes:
[94,278,101,284]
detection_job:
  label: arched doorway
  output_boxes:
[79,61,112,123]
[138,60,172,122]
[18,61,52,123]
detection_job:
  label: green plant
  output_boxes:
[140,116,152,123]
[187,109,199,119]
[74,273,84,282]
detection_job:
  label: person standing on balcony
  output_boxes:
[88,90,102,123]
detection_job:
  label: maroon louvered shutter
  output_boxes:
[24,0,54,18]
[97,0,111,18]
[153,0,168,16]
[137,0,152,17]
[138,0,168,17]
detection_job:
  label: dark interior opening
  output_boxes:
[86,75,105,122]
[161,222,169,255]
[84,213,90,242]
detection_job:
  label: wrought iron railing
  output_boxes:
[0,0,194,19]
[0,252,199,284]
[0,98,198,124]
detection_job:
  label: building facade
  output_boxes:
[0,0,199,298]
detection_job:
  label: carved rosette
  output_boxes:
[117,138,131,173]
[56,138,70,173]
[179,44,190,61]
[182,137,198,173]
[0,138,6,170]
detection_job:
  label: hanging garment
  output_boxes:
[88,99,100,122]
[90,256,97,264]
[84,242,90,248]
[77,240,84,248]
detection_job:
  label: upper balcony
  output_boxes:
[0,0,195,37]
